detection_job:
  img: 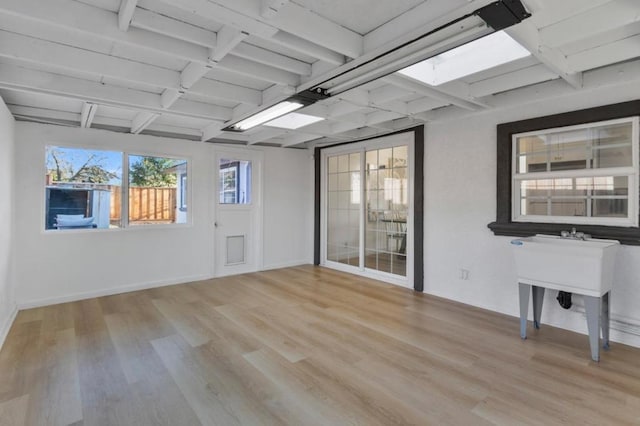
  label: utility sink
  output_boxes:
[511,234,620,361]
[512,234,619,297]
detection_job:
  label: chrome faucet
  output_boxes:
[561,227,590,240]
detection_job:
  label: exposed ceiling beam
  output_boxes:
[154,0,345,65]
[162,0,361,58]
[9,104,80,124]
[506,22,583,89]
[567,34,640,73]
[131,8,217,48]
[131,111,159,134]
[406,97,448,115]
[181,63,211,91]
[189,79,261,105]
[211,26,248,62]
[118,0,138,31]
[270,31,345,65]
[80,102,98,128]
[160,89,184,109]
[369,85,412,105]
[539,0,640,48]
[0,63,233,121]
[469,64,558,98]
[155,0,277,39]
[218,56,300,86]
[0,0,208,63]
[0,0,303,91]
[201,122,224,142]
[141,25,247,133]
[364,0,494,52]
[525,0,613,28]
[0,30,180,90]
[382,75,486,111]
[262,2,363,58]
[279,132,322,147]
[232,43,312,76]
[260,0,290,19]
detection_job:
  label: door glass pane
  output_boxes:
[365,146,408,277]
[219,159,251,204]
[327,153,360,267]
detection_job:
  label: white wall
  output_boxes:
[262,148,314,269]
[0,96,16,349]
[424,78,640,347]
[13,123,313,308]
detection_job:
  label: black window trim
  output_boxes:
[488,99,640,245]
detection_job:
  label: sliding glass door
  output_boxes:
[322,132,414,287]
[365,145,408,276]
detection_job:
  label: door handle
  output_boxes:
[214,222,218,227]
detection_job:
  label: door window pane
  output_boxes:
[219,159,251,204]
[327,153,360,267]
[365,146,408,277]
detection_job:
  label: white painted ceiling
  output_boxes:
[0,0,638,148]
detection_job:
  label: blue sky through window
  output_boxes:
[46,146,122,185]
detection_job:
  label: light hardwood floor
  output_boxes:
[1,265,640,425]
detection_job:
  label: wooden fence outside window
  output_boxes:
[110,186,176,224]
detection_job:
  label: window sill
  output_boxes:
[487,221,640,245]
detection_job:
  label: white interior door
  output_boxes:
[214,148,263,277]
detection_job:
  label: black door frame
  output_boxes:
[314,126,424,292]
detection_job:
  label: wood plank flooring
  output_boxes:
[1,265,640,425]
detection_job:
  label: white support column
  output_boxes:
[118,0,138,31]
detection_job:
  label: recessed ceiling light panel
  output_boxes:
[397,31,531,86]
[264,113,325,129]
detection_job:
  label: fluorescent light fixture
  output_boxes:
[397,31,530,86]
[264,112,325,129]
[229,101,304,131]
[309,0,531,96]
[223,89,329,132]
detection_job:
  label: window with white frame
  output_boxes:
[512,117,639,226]
[45,146,188,230]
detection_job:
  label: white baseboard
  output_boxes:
[16,262,314,310]
[0,303,18,351]
[17,274,214,310]
[423,288,640,350]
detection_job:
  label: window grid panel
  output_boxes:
[512,117,638,226]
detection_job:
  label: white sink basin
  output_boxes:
[511,234,619,297]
